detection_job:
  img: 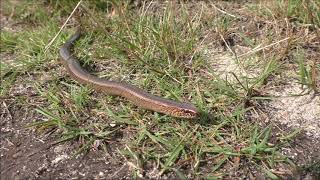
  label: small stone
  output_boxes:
[110,122,116,127]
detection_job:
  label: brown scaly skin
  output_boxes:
[59,29,199,119]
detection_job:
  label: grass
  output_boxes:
[1,0,319,178]
[295,48,319,93]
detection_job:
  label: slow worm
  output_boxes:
[59,29,198,118]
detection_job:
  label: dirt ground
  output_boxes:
[1,0,320,179]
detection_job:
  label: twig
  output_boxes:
[211,3,242,19]
[2,101,13,120]
[237,37,290,58]
[219,33,236,57]
[218,30,247,74]
[44,0,83,53]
